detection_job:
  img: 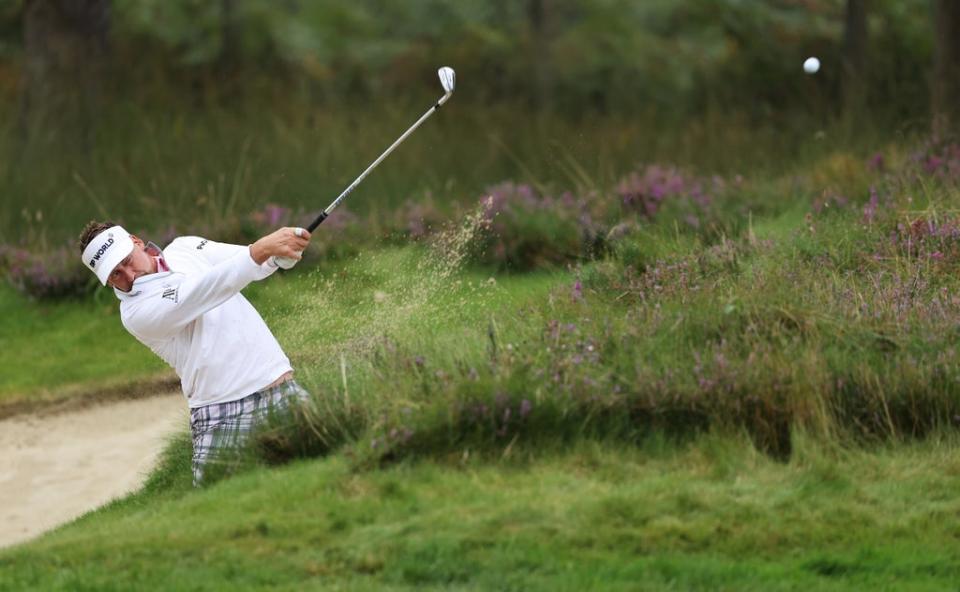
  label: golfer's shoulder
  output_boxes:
[163,236,218,266]
[166,236,211,253]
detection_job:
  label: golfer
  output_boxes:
[78,221,312,486]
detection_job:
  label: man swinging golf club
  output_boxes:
[75,66,456,486]
[78,221,312,486]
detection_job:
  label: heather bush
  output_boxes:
[180,203,366,264]
[1,244,94,300]
[298,208,366,261]
[0,201,371,302]
[472,182,603,271]
[909,135,960,184]
[391,194,449,242]
[616,164,746,234]
[244,203,293,240]
[0,244,23,276]
[891,215,960,263]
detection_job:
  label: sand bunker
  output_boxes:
[0,393,185,549]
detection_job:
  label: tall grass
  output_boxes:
[0,97,913,247]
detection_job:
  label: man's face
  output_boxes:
[106,237,157,292]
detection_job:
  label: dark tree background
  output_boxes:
[0,0,944,124]
[841,0,868,115]
[933,0,960,133]
[18,0,111,145]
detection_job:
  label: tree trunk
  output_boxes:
[527,0,553,110]
[842,0,868,115]
[933,0,960,134]
[18,0,111,147]
[219,0,238,71]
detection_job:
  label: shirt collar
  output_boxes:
[114,246,173,300]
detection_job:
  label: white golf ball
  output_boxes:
[803,57,820,74]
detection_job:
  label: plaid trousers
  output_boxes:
[189,380,311,486]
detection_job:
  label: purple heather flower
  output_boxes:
[571,280,583,302]
[318,208,358,233]
[862,187,879,224]
[519,399,532,418]
[265,204,288,227]
[249,203,291,229]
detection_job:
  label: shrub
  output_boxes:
[294,208,364,262]
[240,203,365,263]
[392,194,449,242]
[910,136,960,183]
[1,243,95,300]
[473,182,600,270]
[616,164,735,231]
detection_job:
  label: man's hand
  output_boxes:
[249,227,312,266]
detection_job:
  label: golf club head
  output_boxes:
[438,66,456,95]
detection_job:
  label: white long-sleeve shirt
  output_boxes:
[116,237,293,408]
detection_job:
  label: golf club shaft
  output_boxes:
[305,92,453,233]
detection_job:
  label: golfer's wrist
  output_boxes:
[249,242,269,265]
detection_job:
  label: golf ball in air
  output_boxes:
[803,57,820,74]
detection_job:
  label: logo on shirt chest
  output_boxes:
[162,286,179,303]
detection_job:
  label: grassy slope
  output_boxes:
[4,238,960,589]
[3,437,960,590]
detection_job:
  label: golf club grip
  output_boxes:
[306,211,328,233]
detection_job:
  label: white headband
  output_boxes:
[82,225,135,285]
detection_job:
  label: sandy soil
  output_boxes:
[0,393,186,549]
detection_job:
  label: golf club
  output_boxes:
[273,66,457,269]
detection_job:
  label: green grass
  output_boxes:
[3,435,960,590]
[0,286,169,411]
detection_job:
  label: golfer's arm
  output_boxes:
[124,249,273,340]
[194,237,279,271]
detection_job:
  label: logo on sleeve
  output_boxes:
[162,286,179,303]
[196,240,208,250]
